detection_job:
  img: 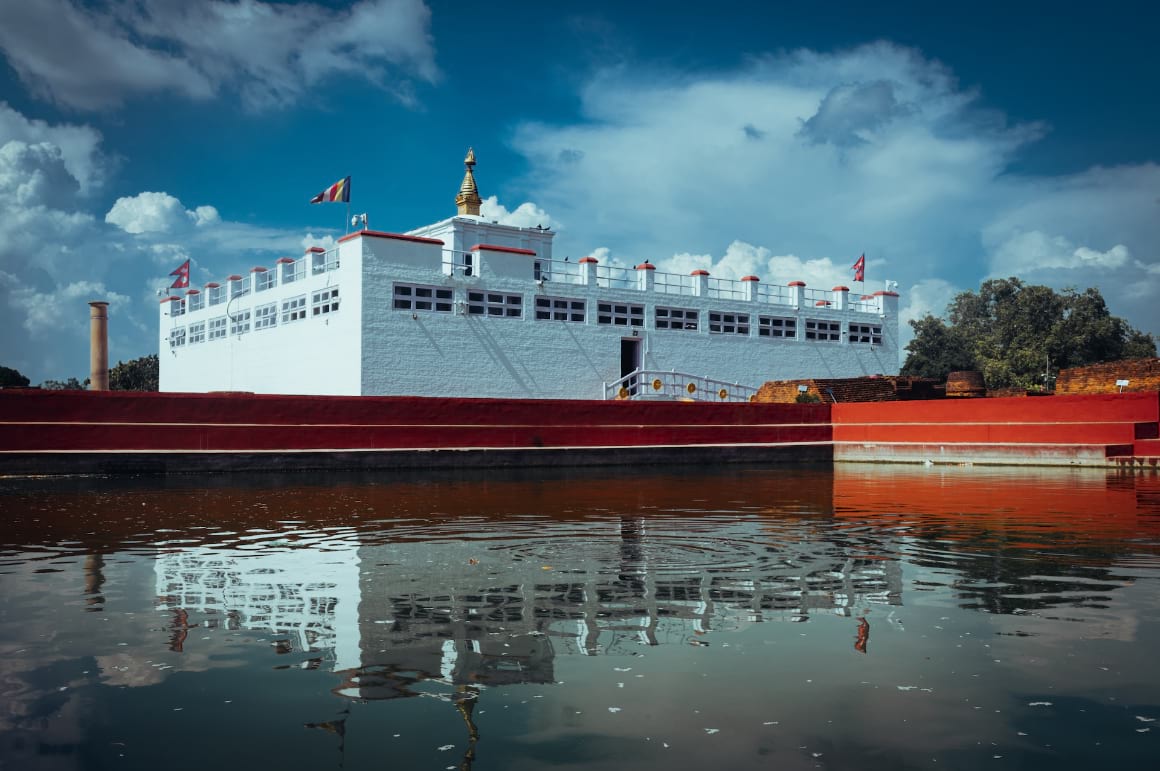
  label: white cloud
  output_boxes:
[0,0,437,111]
[0,102,106,192]
[507,43,1159,341]
[105,192,191,234]
[479,196,560,230]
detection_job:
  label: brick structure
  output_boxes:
[754,376,942,404]
[1056,358,1160,395]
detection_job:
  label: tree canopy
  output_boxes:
[0,366,31,388]
[901,278,1156,389]
[110,355,159,391]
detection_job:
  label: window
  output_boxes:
[312,287,340,316]
[169,327,186,348]
[255,302,277,330]
[759,316,796,338]
[188,293,204,312]
[312,249,340,275]
[282,295,307,323]
[230,309,251,335]
[170,298,186,317]
[393,283,451,312]
[848,323,883,345]
[709,311,750,335]
[254,271,275,292]
[597,302,644,327]
[282,259,304,285]
[656,306,698,331]
[208,316,227,340]
[535,296,586,322]
[188,321,205,344]
[231,276,250,299]
[208,285,225,306]
[468,291,522,318]
[805,319,841,341]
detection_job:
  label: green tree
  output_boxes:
[0,365,30,388]
[903,277,1156,389]
[109,354,159,391]
[41,377,87,390]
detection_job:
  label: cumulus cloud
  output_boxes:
[0,102,106,192]
[106,192,192,234]
[0,0,437,111]
[479,196,561,230]
[508,42,1158,345]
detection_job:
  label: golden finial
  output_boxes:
[456,147,482,216]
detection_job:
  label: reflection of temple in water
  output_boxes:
[155,519,902,695]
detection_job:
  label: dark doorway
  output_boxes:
[620,338,642,395]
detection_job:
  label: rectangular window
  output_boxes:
[709,311,750,335]
[312,287,340,316]
[597,302,644,327]
[848,322,883,345]
[169,327,186,348]
[282,295,307,323]
[188,321,205,344]
[254,270,275,292]
[170,298,186,317]
[656,306,698,331]
[230,309,251,335]
[394,283,452,312]
[188,293,204,313]
[208,285,225,306]
[759,316,797,338]
[282,259,304,285]
[311,249,339,275]
[805,319,841,341]
[254,302,277,330]
[208,316,227,340]
[468,291,522,318]
[534,296,586,322]
[231,276,250,299]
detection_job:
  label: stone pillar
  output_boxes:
[788,281,806,309]
[742,275,760,301]
[580,256,599,287]
[832,285,849,311]
[635,261,656,292]
[88,301,109,391]
[692,269,710,297]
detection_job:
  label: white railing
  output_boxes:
[707,277,745,301]
[654,271,697,296]
[604,369,759,402]
[756,283,795,307]
[597,264,636,290]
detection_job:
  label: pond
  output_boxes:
[2,465,1158,770]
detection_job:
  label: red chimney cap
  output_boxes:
[832,285,850,292]
[690,269,710,276]
[872,290,900,297]
[204,282,220,288]
[635,262,656,270]
[741,275,760,282]
[579,256,599,264]
[788,280,806,287]
[250,266,268,273]
[184,289,200,295]
[159,296,181,303]
[227,274,243,282]
[275,257,296,264]
[307,246,326,253]
[815,300,832,306]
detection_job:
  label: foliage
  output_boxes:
[0,365,30,388]
[902,278,1157,389]
[41,377,87,390]
[795,392,821,404]
[110,355,159,392]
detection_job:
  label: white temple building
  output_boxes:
[159,150,900,399]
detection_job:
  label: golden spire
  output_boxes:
[455,147,482,216]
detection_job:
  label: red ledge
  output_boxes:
[788,280,806,287]
[860,294,874,299]
[306,246,327,253]
[832,285,850,291]
[815,300,832,306]
[160,296,181,303]
[690,269,710,276]
[742,275,760,282]
[872,290,900,297]
[275,257,296,264]
[579,256,599,264]
[204,282,220,288]
[185,289,200,295]
[250,266,268,273]
[635,262,656,270]
[468,243,536,255]
[340,230,445,246]
[227,275,243,282]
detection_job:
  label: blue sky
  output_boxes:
[0,0,1157,384]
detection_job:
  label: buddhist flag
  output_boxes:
[310,176,351,204]
[169,259,190,289]
[852,253,865,283]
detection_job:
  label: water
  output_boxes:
[2,465,1159,770]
